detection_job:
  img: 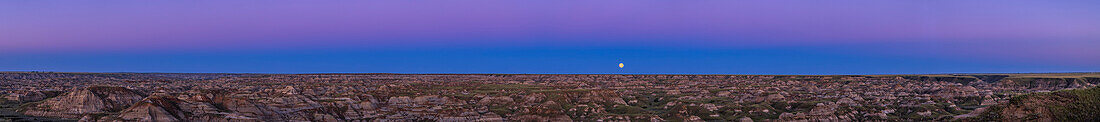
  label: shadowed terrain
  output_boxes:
[1,72,1098,121]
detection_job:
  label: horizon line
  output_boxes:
[3,71,1098,76]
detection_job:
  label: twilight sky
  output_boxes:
[1,0,1099,74]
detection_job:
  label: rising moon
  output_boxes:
[619,62,624,68]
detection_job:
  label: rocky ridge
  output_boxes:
[18,86,144,118]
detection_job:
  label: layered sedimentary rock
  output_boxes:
[93,92,258,122]
[115,95,184,122]
[18,86,144,118]
[4,73,1100,121]
[79,87,528,121]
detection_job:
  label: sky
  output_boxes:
[1,0,1099,74]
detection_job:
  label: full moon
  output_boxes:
[618,62,624,68]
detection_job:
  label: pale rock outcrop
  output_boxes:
[738,117,754,122]
[478,96,515,105]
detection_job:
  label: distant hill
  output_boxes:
[875,73,1100,88]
